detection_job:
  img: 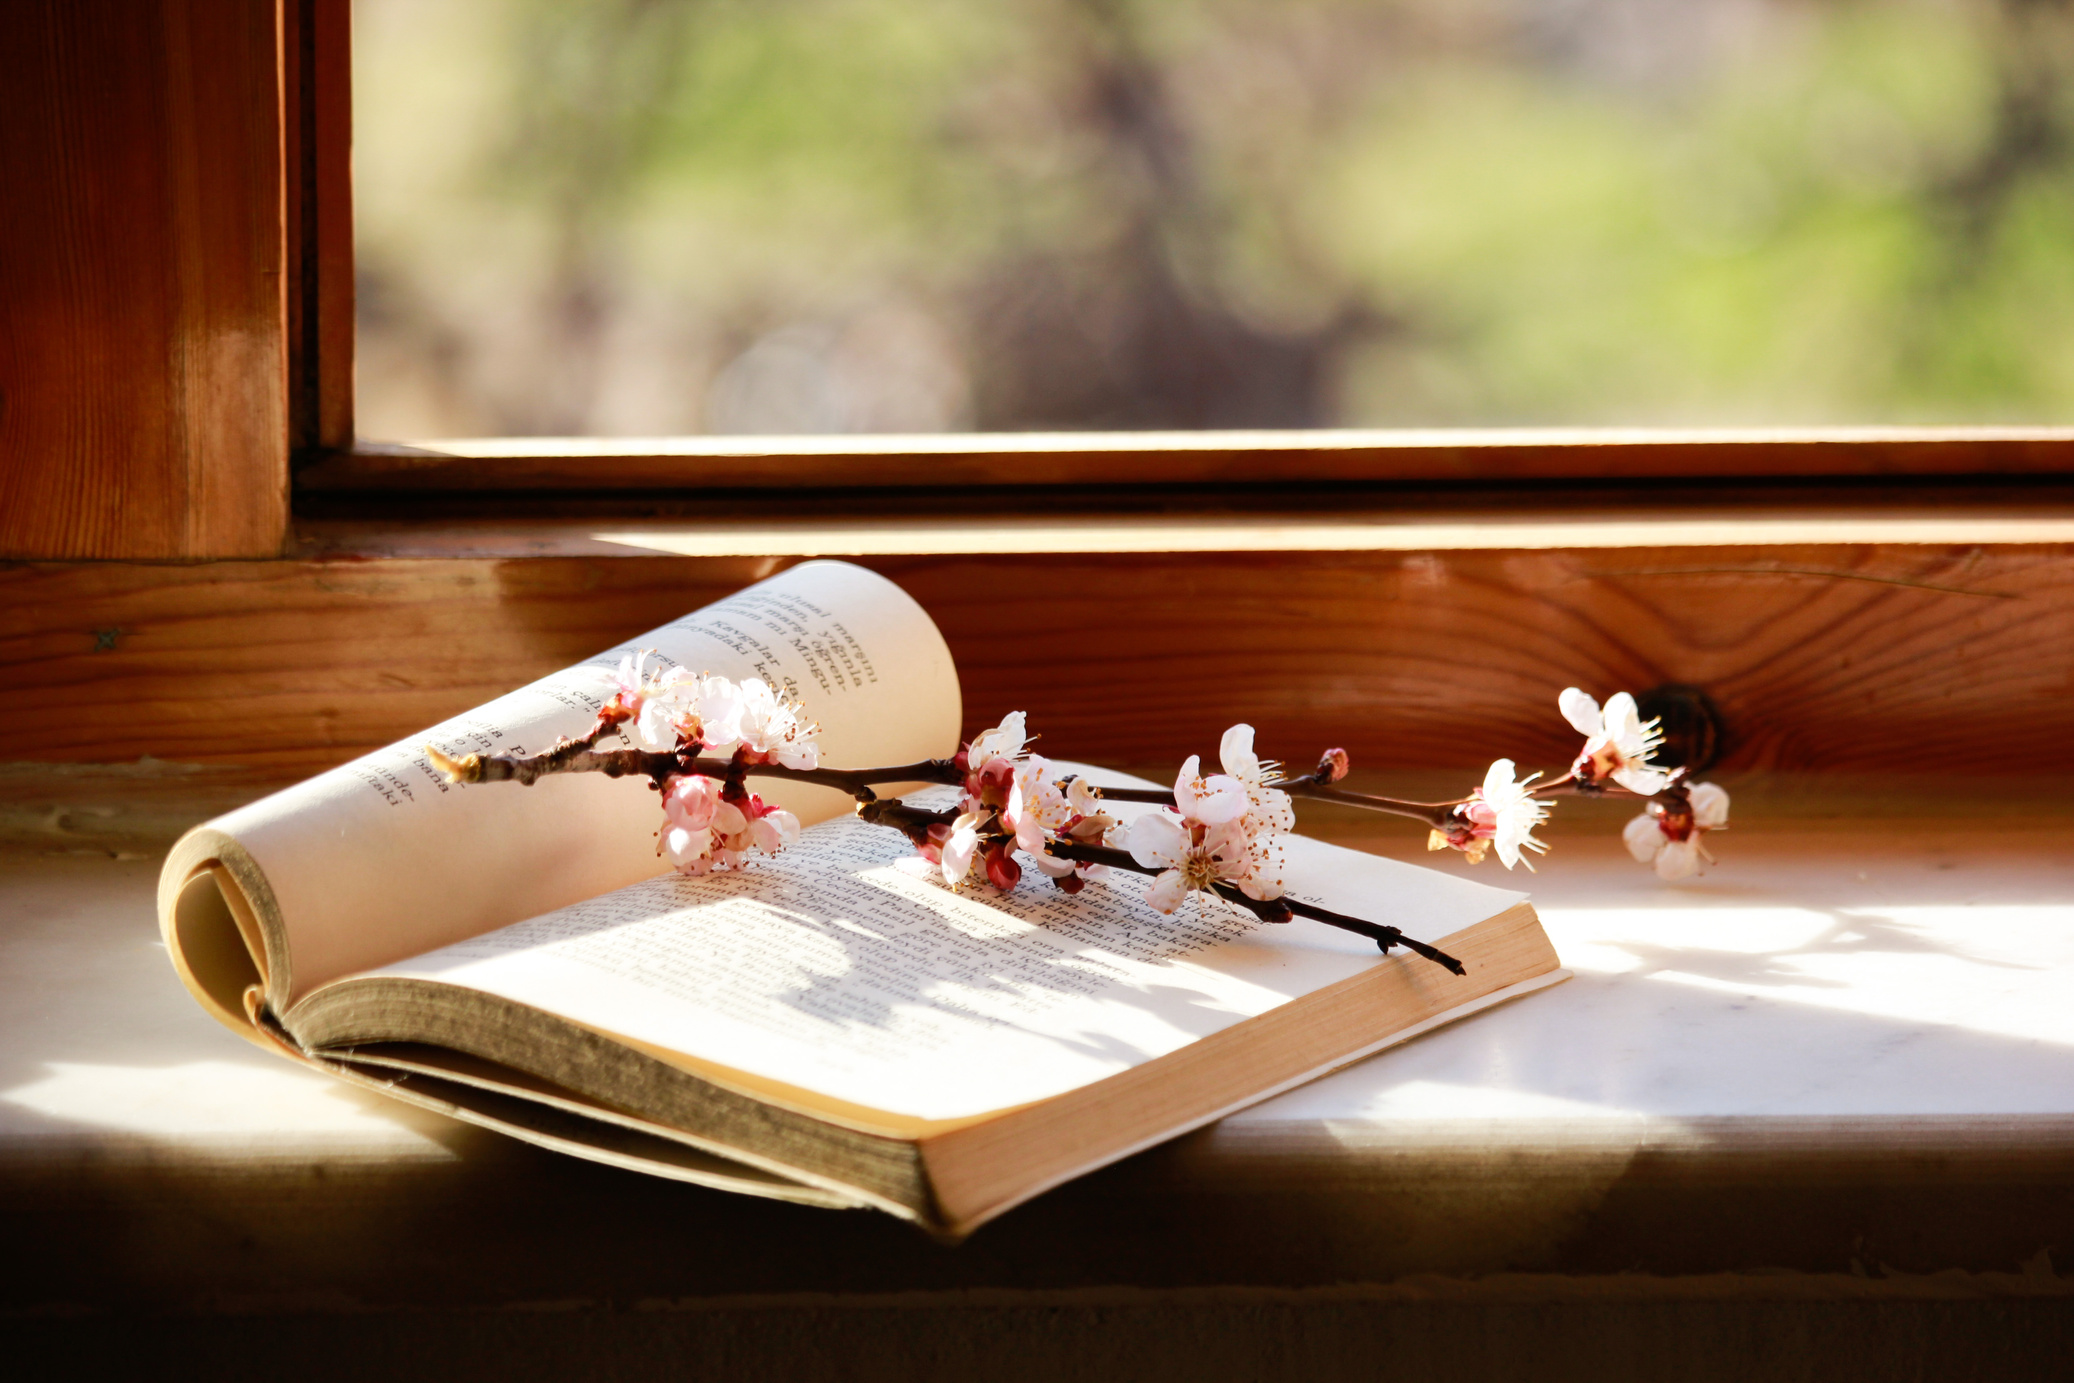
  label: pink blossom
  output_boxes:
[659,775,801,874]
[662,773,724,832]
[750,807,801,855]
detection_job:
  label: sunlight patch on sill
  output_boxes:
[0,1059,454,1148]
[1544,902,2074,1047]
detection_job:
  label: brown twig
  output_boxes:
[433,740,966,797]
[856,799,1464,973]
[1045,839,1464,972]
[1091,777,1458,829]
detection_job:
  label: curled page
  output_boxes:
[163,560,961,1009]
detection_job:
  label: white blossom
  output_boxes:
[966,711,1029,769]
[1625,782,1730,881]
[1127,813,1257,912]
[727,678,821,770]
[940,811,985,886]
[1005,754,1073,854]
[1456,759,1553,870]
[1558,688,1670,796]
[643,670,744,752]
[1172,754,1247,827]
[1219,723,1296,836]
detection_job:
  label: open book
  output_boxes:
[158,560,1566,1238]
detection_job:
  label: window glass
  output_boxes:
[354,0,2074,437]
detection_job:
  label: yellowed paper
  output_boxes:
[360,773,1525,1121]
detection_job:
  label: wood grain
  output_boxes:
[5,536,2070,779]
[0,0,289,560]
[303,430,2074,494]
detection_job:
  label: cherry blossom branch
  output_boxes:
[856,799,1465,973]
[1093,778,1457,830]
[441,654,1735,952]
[433,743,966,797]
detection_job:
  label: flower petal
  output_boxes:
[1171,755,1203,815]
[1623,812,1665,863]
[1191,774,1247,826]
[1219,724,1259,782]
[1689,782,1731,829]
[1612,764,1672,797]
[941,824,979,885]
[1654,838,1703,881]
[636,698,678,751]
[1144,869,1188,914]
[1127,812,1188,870]
[1558,687,1603,737]
[1601,691,1640,740]
[664,826,713,870]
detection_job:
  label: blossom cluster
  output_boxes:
[1126,726,1293,914]
[909,711,1126,896]
[595,651,816,875]
[599,651,820,769]
[903,714,1300,918]
[659,773,801,876]
[1423,688,1730,880]
[570,651,1733,899]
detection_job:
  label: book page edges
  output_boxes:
[158,827,294,1049]
[312,1052,866,1212]
[919,901,1563,1237]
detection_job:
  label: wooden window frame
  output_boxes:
[291,3,2074,515]
[8,0,2074,565]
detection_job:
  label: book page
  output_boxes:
[353,774,1525,1122]
[203,561,961,1003]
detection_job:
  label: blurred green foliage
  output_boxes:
[354,0,2074,436]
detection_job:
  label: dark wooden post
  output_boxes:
[0,0,298,559]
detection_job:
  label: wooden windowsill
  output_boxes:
[7,778,2073,1314]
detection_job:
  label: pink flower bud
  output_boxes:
[984,842,1022,892]
[1318,748,1351,783]
[662,774,722,832]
